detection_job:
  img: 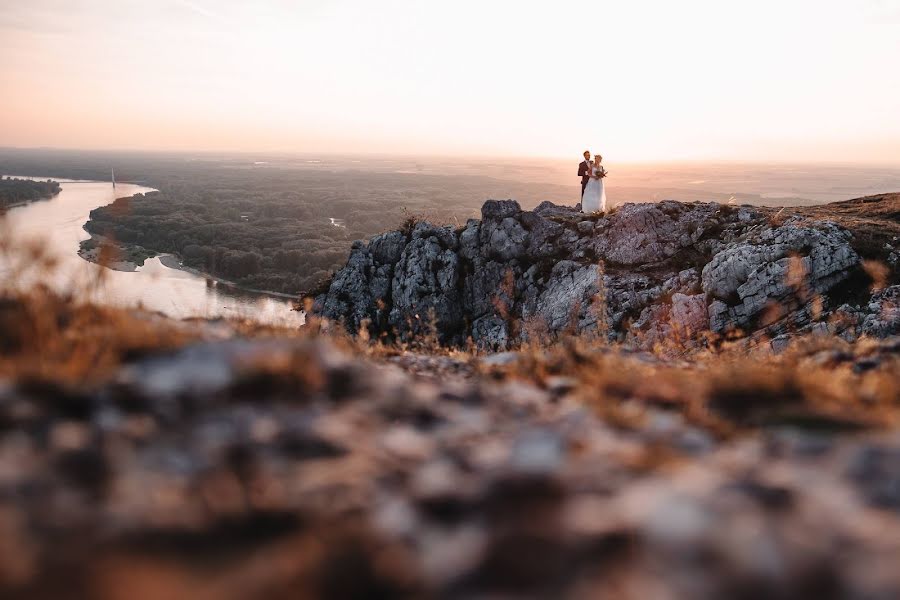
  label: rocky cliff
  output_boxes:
[317,198,899,348]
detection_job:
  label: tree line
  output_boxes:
[0,177,61,211]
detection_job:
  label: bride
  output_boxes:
[581,154,607,213]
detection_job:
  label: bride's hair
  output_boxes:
[594,154,602,162]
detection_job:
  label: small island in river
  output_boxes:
[77,235,159,272]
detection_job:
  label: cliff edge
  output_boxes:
[317,196,899,348]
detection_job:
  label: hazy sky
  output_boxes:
[1,0,899,162]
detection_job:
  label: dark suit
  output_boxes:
[578,160,592,197]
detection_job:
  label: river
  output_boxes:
[0,178,304,326]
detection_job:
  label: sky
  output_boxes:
[1,0,899,162]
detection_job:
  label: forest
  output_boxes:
[0,177,60,211]
[84,189,352,294]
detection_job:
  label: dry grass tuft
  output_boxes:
[482,333,899,437]
[0,288,202,384]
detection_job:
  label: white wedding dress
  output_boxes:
[581,165,607,213]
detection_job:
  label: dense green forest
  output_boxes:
[0,149,572,295]
[0,177,60,211]
[85,189,352,294]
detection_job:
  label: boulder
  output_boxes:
[595,201,718,265]
[389,233,464,342]
[521,261,603,333]
[315,243,375,333]
[671,293,709,336]
[369,230,407,265]
[860,285,900,337]
[702,222,858,332]
[481,199,522,220]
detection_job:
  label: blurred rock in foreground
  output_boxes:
[0,293,899,599]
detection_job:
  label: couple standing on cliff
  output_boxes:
[578,150,607,213]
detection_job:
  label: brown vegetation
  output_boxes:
[789,192,900,278]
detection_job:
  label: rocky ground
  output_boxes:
[317,194,900,349]
[1,194,899,599]
[0,288,899,599]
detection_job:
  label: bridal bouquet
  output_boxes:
[595,167,608,179]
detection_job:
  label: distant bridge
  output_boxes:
[4,173,151,189]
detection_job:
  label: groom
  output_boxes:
[577,150,591,198]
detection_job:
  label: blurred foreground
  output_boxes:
[0,287,898,599]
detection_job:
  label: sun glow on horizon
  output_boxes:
[1,0,899,163]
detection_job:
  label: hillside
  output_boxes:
[790,192,900,264]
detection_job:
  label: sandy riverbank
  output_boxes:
[157,253,302,300]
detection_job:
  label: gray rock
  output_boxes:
[671,293,709,336]
[459,220,481,261]
[533,200,580,218]
[595,201,718,265]
[464,259,516,319]
[316,243,376,332]
[510,429,563,474]
[481,199,522,220]
[479,216,528,262]
[521,212,566,258]
[702,222,859,332]
[520,261,602,333]
[390,234,464,342]
[848,444,900,510]
[577,220,594,234]
[770,335,792,354]
[317,199,890,347]
[860,285,900,337]
[471,314,510,350]
[412,221,458,249]
[369,230,408,265]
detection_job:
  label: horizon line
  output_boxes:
[2,144,900,169]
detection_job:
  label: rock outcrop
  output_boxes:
[317,199,896,348]
[835,284,900,339]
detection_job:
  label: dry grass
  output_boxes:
[480,332,899,437]
[398,207,435,237]
[0,288,198,384]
